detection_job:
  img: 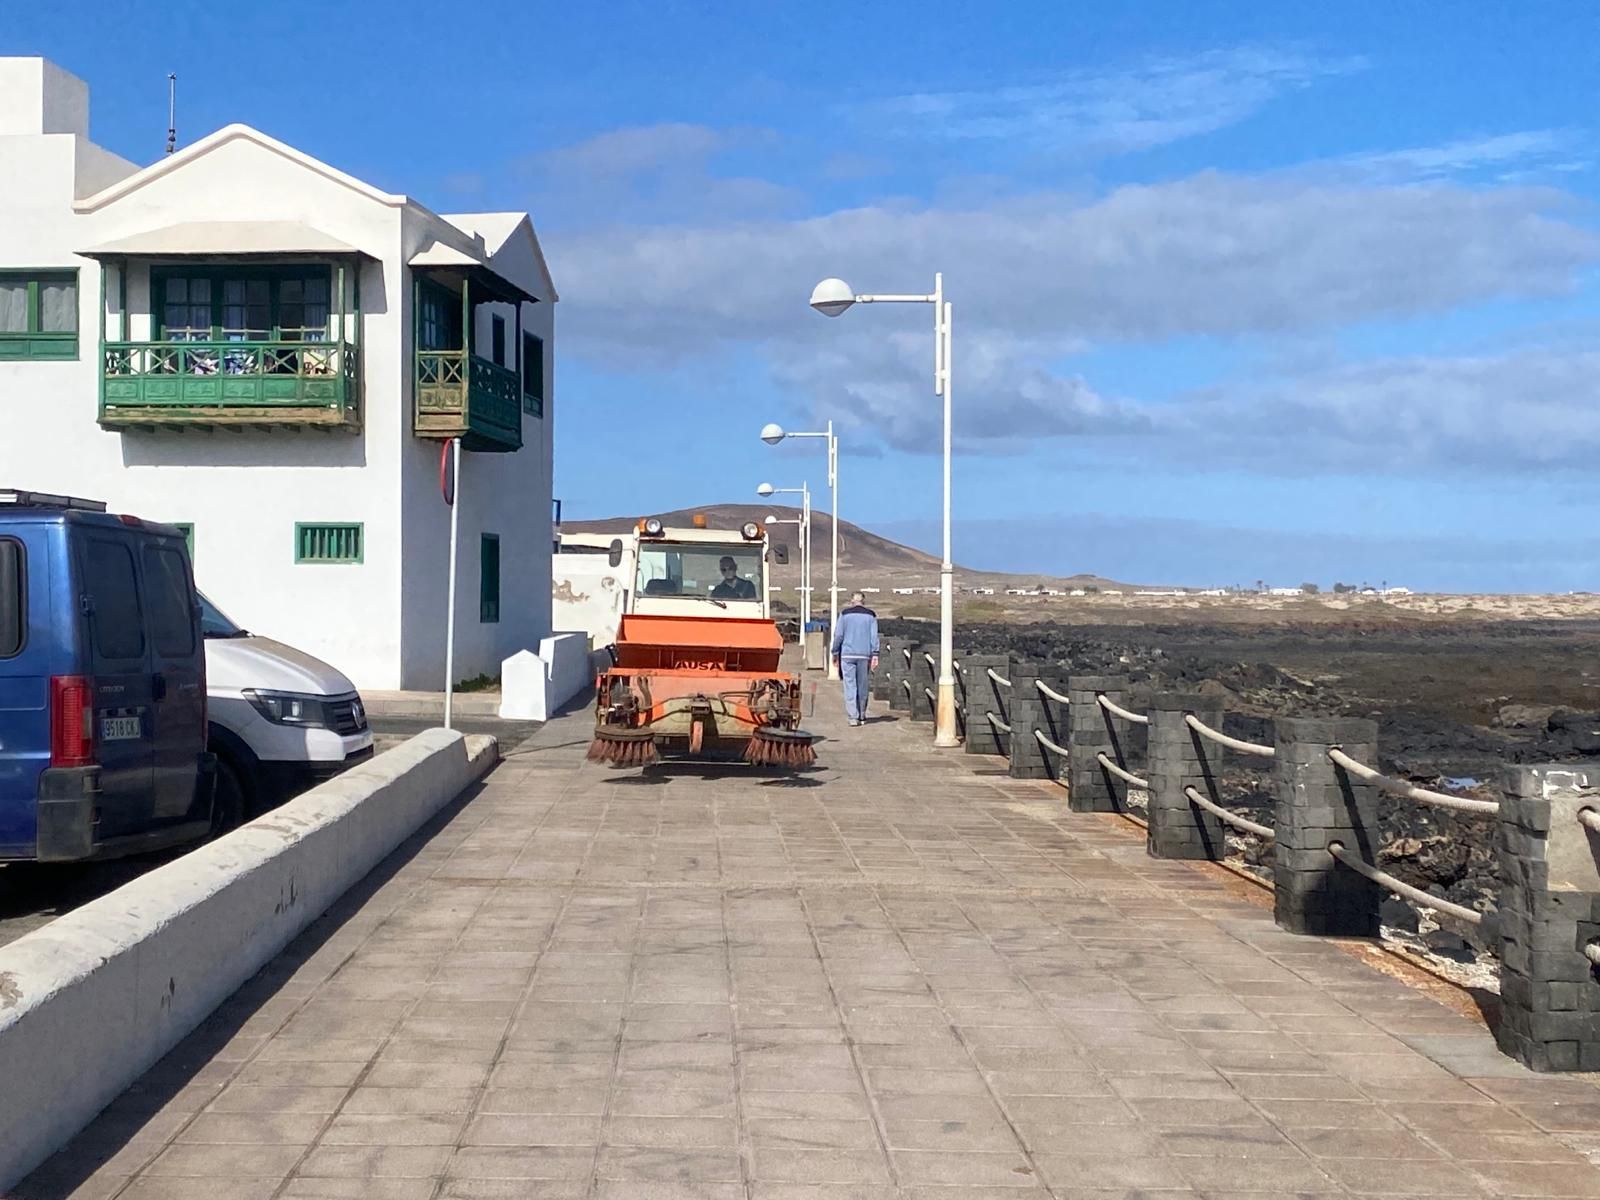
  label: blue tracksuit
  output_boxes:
[830,605,879,721]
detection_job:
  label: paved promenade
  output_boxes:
[19,687,1600,1199]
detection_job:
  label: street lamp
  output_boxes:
[759,421,840,680]
[763,513,806,621]
[757,482,811,636]
[808,273,957,748]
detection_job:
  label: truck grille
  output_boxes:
[327,696,367,735]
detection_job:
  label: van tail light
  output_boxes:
[50,675,96,768]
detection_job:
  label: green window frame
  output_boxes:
[153,266,333,343]
[480,533,500,623]
[521,331,544,417]
[0,269,79,361]
[418,280,461,351]
[295,522,363,564]
[490,314,506,366]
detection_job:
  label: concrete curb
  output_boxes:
[361,690,503,718]
[0,728,498,1188]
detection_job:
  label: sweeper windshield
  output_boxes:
[636,542,764,602]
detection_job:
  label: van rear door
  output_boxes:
[79,530,155,840]
[140,537,206,823]
[0,531,48,857]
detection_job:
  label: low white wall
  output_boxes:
[0,728,497,1188]
[499,633,597,721]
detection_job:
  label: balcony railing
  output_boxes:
[100,340,360,431]
[414,349,522,452]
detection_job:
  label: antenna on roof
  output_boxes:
[165,73,177,156]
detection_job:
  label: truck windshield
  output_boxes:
[636,543,763,602]
[199,592,249,638]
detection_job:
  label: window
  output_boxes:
[635,543,763,602]
[490,314,506,366]
[418,282,462,351]
[83,538,145,661]
[522,332,544,416]
[0,270,78,361]
[143,545,196,658]
[295,522,363,564]
[0,538,23,658]
[157,269,332,343]
[480,534,500,623]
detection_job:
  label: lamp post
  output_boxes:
[757,482,810,638]
[808,273,956,748]
[760,421,839,680]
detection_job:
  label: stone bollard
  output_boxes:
[873,638,897,702]
[909,648,936,723]
[887,641,917,711]
[1496,763,1600,1072]
[1146,694,1228,860]
[1005,660,1068,781]
[959,654,1011,756]
[1272,718,1381,937]
[1066,675,1132,813]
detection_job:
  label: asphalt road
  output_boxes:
[0,715,542,949]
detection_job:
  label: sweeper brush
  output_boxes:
[744,726,817,769]
[587,726,659,768]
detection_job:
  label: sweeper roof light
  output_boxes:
[639,517,665,537]
[741,522,761,540]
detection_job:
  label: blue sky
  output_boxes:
[11,2,1600,589]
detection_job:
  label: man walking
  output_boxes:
[830,592,880,727]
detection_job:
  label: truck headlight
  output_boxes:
[244,689,335,728]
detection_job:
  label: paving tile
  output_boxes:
[464,1113,603,1145]
[142,1142,306,1176]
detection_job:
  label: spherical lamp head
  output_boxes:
[809,277,855,318]
[759,422,785,445]
[756,482,775,497]
[764,515,778,525]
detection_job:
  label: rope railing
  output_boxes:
[1096,694,1149,725]
[1184,786,1275,840]
[1326,748,1499,815]
[1096,752,1149,790]
[902,647,912,664]
[924,687,936,706]
[924,652,937,671]
[985,711,1012,734]
[1036,679,1070,705]
[1578,808,1600,835]
[1034,727,1069,759]
[901,679,911,695]
[987,667,1013,689]
[952,661,963,674]
[1183,713,1274,758]
[1327,842,1483,926]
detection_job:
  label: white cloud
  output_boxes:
[1328,129,1589,183]
[856,46,1367,156]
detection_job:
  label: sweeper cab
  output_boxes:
[587,517,816,770]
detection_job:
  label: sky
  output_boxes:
[10,2,1600,590]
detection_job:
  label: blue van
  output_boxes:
[0,489,218,862]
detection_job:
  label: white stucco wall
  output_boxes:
[0,59,556,691]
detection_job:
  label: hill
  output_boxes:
[561,505,1135,600]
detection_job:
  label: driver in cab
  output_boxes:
[711,556,757,600]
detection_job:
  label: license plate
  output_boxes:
[101,716,142,741]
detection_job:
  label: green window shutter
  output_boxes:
[295,522,363,564]
[521,332,544,417]
[491,314,506,366]
[172,523,195,562]
[480,533,500,623]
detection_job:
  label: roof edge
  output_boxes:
[73,123,409,213]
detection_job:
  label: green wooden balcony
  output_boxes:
[100,340,360,431]
[414,349,523,452]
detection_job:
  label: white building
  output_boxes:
[891,587,915,596]
[0,59,557,689]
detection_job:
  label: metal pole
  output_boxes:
[444,437,461,730]
[933,279,958,748]
[800,484,811,632]
[826,420,840,681]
